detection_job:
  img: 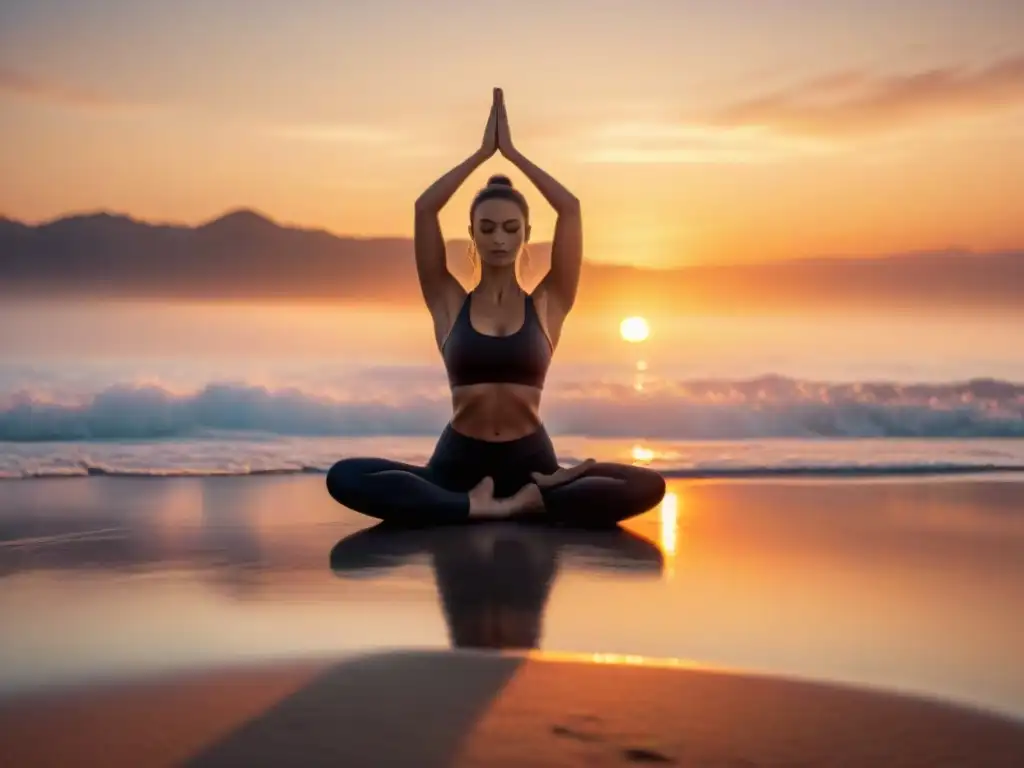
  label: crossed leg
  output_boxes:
[327,454,667,528]
[326,458,471,526]
[534,462,667,527]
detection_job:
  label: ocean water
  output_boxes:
[3,436,1024,481]
[1,300,1022,479]
[2,303,1024,721]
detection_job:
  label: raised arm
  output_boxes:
[414,94,498,344]
[495,90,582,327]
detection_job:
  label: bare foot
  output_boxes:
[504,483,545,516]
[467,477,507,519]
[467,477,545,520]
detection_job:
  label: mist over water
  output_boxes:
[2,299,1023,382]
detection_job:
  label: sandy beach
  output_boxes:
[2,473,1024,765]
[3,648,1024,767]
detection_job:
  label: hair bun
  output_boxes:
[487,174,513,187]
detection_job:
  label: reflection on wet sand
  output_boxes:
[3,475,1024,720]
[0,477,667,609]
[330,523,663,650]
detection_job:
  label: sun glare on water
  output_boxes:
[620,316,650,343]
[631,444,655,463]
[660,491,678,580]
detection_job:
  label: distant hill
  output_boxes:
[1,209,1022,314]
[0,209,428,304]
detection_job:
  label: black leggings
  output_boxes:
[326,423,667,527]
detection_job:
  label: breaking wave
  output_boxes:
[1,375,1022,441]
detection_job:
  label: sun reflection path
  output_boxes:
[630,443,679,581]
[633,360,646,392]
[660,491,679,581]
[619,316,650,392]
[528,649,719,672]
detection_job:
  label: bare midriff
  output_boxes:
[449,383,543,441]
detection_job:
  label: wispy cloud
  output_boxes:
[572,54,1024,164]
[261,122,404,145]
[0,67,424,153]
[708,53,1024,138]
[259,121,453,160]
[573,121,828,165]
[0,67,139,111]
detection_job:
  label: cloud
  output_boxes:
[259,120,446,158]
[0,67,429,157]
[0,67,139,111]
[262,122,404,145]
[573,121,827,165]
[708,53,1024,138]
[571,54,1024,164]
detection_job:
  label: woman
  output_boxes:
[327,88,666,526]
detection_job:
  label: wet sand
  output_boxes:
[1,474,1023,764]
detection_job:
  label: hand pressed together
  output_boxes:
[479,90,499,158]
[494,87,515,157]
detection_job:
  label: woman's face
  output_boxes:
[470,198,529,268]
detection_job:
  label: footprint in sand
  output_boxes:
[550,717,677,764]
[550,724,602,743]
[621,746,675,763]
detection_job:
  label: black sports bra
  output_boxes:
[442,292,552,388]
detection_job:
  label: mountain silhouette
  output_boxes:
[0,209,431,304]
[1,209,1021,313]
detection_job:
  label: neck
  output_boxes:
[476,265,520,302]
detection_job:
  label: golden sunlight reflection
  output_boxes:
[528,650,716,672]
[631,445,655,464]
[660,491,679,581]
[632,358,649,391]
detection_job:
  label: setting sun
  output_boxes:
[620,316,650,343]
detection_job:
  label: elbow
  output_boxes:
[559,195,581,216]
[414,196,438,217]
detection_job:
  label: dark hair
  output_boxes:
[470,174,530,224]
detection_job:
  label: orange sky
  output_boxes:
[1,1,1023,266]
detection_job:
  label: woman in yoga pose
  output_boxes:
[327,88,666,526]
